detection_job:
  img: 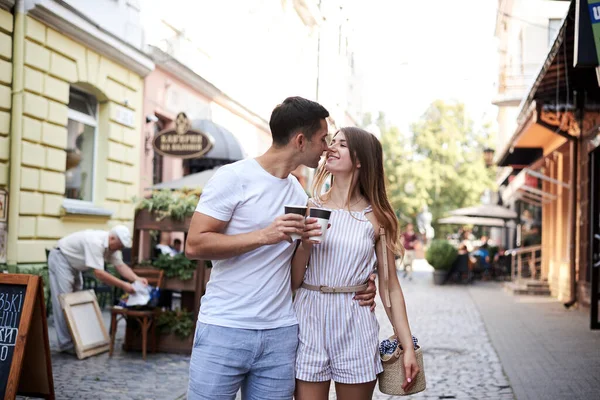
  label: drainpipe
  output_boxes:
[565,91,581,307]
[7,0,25,268]
[566,132,578,306]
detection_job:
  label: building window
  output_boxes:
[65,87,97,202]
[548,18,562,47]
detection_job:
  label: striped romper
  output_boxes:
[294,204,383,384]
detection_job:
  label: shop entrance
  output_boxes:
[590,145,600,329]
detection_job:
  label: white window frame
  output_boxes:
[64,90,99,209]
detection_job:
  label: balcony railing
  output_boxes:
[505,245,542,282]
[497,72,537,93]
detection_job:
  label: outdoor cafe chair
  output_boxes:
[109,267,164,360]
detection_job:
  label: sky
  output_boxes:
[141,0,500,134]
[350,0,500,132]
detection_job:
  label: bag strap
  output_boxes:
[379,226,391,308]
[380,226,400,340]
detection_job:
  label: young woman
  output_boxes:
[292,127,419,400]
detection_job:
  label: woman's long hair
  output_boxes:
[311,127,403,256]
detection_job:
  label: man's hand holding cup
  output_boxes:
[261,211,306,245]
[283,206,308,242]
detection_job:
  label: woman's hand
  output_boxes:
[402,348,420,391]
[301,217,329,245]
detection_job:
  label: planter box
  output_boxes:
[156,332,194,354]
[433,270,447,285]
[134,209,193,232]
[163,272,198,292]
[124,320,194,355]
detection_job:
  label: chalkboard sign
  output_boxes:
[0,274,54,400]
[0,283,25,398]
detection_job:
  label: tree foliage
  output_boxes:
[377,100,495,236]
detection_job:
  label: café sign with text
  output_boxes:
[153,112,214,159]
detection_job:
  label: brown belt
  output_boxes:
[301,282,368,293]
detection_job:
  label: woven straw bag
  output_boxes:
[379,336,426,395]
[377,227,426,396]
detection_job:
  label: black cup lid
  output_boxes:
[309,208,332,219]
[285,206,307,215]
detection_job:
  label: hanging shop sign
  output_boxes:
[587,0,600,65]
[153,112,214,159]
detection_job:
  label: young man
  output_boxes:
[185,97,376,400]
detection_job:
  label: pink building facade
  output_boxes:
[140,48,273,196]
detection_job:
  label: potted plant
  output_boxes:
[155,309,195,353]
[134,189,201,232]
[425,240,458,285]
[136,188,201,221]
[126,308,196,354]
[153,253,196,280]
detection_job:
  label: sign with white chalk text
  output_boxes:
[0,274,54,400]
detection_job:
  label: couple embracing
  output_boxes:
[186,97,418,400]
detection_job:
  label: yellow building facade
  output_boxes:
[0,4,151,266]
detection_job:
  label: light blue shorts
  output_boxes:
[187,322,299,400]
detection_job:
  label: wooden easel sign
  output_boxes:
[0,274,54,400]
[60,290,109,360]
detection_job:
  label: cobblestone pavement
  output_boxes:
[22,310,190,400]
[32,260,515,400]
[344,261,514,400]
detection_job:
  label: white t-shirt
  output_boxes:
[195,158,308,329]
[58,230,124,272]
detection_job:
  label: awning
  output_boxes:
[501,167,570,205]
[495,1,600,167]
[190,119,246,161]
[496,102,569,167]
[448,204,517,220]
[148,167,220,190]
[437,216,508,228]
[498,148,543,168]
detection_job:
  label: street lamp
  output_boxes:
[483,148,495,167]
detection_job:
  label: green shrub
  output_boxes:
[156,309,195,339]
[135,189,200,221]
[151,253,196,281]
[426,240,458,271]
[12,264,52,315]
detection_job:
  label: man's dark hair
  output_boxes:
[173,239,182,245]
[269,97,329,146]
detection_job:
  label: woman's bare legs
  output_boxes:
[295,380,331,400]
[334,380,377,400]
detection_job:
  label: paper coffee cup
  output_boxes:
[284,205,307,241]
[309,208,332,243]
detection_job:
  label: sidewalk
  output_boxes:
[35,261,600,400]
[469,282,600,400]
[38,309,190,400]
[361,261,514,400]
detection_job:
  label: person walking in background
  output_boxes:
[291,127,419,400]
[400,223,418,280]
